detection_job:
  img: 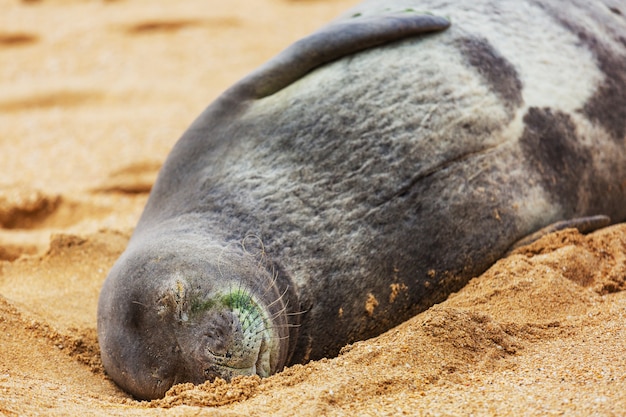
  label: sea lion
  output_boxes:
[97,0,626,400]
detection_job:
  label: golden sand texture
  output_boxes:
[1,0,625,415]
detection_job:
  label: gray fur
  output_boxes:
[98,0,626,400]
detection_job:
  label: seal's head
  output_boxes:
[97,233,292,400]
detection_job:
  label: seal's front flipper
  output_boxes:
[508,215,611,252]
[226,12,450,100]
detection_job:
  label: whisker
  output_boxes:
[259,266,279,299]
[270,308,287,322]
[241,234,268,267]
[131,300,148,307]
[285,310,308,316]
[265,285,290,310]
[256,323,301,336]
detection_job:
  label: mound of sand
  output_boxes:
[1,0,625,415]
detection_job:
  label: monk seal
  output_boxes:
[97,0,626,399]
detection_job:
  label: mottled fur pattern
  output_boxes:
[99,0,626,399]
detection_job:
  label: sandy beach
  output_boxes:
[1,0,626,415]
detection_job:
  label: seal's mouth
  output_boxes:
[201,289,274,380]
[204,335,269,380]
[253,329,272,377]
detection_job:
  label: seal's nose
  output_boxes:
[203,310,242,363]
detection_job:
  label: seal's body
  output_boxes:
[98,0,626,399]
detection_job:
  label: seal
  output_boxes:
[97,0,626,400]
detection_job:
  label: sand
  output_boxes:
[1,0,625,415]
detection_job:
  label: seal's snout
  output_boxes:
[176,288,276,382]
